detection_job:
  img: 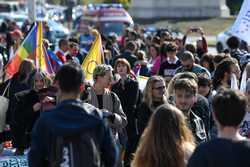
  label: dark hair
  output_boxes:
[212,89,246,127]
[185,44,196,54]
[18,59,35,83]
[200,54,215,73]
[198,76,211,87]
[152,36,161,45]
[58,39,68,48]
[180,51,194,62]
[150,44,160,55]
[126,41,136,52]
[174,78,198,95]
[68,37,79,44]
[226,36,240,49]
[212,60,234,90]
[165,42,177,52]
[55,63,84,93]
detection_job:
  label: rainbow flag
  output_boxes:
[5,22,54,77]
[81,29,104,81]
[36,22,54,75]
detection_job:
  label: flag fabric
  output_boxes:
[46,49,63,73]
[5,24,38,76]
[81,29,103,81]
[231,0,250,45]
[5,22,54,77]
[36,22,54,75]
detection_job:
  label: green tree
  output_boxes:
[226,0,243,15]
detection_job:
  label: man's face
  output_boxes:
[98,71,113,88]
[167,51,176,59]
[174,89,196,113]
[61,43,69,52]
[69,46,79,56]
[181,59,194,71]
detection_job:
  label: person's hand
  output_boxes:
[42,96,55,103]
[33,102,42,112]
[91,29,99,37]
[198,27,205,35]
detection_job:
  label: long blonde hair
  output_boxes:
[143,76,168,109]
[132,104,195,167]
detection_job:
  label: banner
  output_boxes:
[0,156,28,167]
[231,0,250,44]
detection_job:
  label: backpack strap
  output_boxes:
[1,80,11,97]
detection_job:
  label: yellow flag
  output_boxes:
[36,21,44,70]
[82,29,103,81]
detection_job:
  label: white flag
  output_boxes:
[231,0,250,45]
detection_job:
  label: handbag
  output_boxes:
[0,81,11,133]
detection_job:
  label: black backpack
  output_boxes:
[48,104,104,167]
[49,132,102,167]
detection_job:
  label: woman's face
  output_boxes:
[116,63,128,76]
[34,75,45,90]
[149,46,157,58]
[152,81,166,100]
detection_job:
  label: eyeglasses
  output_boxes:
[153,86,166,90]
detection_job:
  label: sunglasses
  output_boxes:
[153,86,166,90]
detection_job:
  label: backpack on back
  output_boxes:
[49,132,101,167]
[48,103,104,167]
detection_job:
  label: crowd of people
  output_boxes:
[0,18,250,167]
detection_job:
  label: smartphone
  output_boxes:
[191,28,199,32]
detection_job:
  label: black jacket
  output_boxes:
[12,89,40,149]
[111,77,140,138]
[28,99,118,167]
[188,110,208,144]
[136,101,164,137]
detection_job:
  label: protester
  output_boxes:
[114,41,137,68]
[200,54,215,75]
[148,44,161,75]
[87,64,127,139]
[173,78,207,143]
[176,51,210,78]
[13,70,53,155]
[132,104,195,167]
[167,72,211,137]
[136,76,168,137]
[212,59,235,91]
[28,63,118,167]
[158,42,181,82]
[133,50,150,76]
[183,27,208,58]
[226,36,249,67]
[66,42,83,64]
[55,39,68,64]
[188,89,250,167]
[112,58,141,167]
